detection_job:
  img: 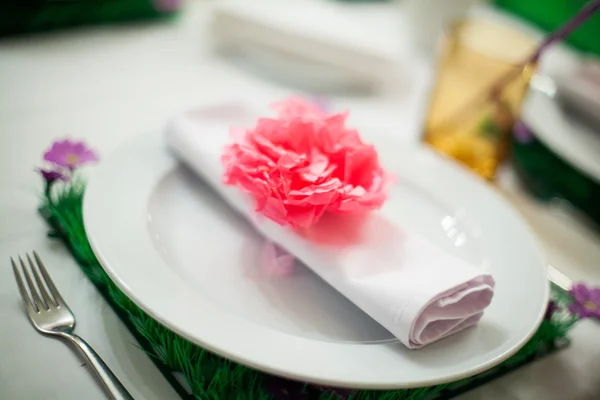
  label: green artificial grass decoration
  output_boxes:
[38,180,579,400]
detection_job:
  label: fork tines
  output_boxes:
[11,251,63,313]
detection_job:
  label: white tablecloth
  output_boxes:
[0,2,599,399]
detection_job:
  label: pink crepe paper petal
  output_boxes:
[261,240,295,277]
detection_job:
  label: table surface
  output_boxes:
[1,2,599,399]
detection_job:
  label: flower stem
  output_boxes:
[44,181,52,201]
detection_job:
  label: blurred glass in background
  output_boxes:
[423,18,536,181]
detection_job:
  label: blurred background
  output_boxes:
[1,0,599,245]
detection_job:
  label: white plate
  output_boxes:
[84,109,548,389]
[523,84,600,183]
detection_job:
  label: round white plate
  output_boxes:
[84,127,548,389]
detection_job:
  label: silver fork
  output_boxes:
[11,251,134,400]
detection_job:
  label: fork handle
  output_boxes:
[64,333,135,400]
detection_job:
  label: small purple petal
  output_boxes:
[568,282,600,319]
[310,97,330,113]
[513,120,533,144]
[38,168,68,184]
[569,302,592,318]
[570,283,592,304]
[544,301,558,320]
[153,0,181,12]
[261,241,295,277]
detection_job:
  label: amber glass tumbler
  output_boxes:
[423,18,537,180]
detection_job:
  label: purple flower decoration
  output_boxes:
[544,300,558,320]
[568,283,600,319]
[38,169,68,185]
[153,0,181,12]
[44,139,98,170]
[513,120,534,144]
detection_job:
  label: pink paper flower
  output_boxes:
[44,139,98,170]
[222,97,392,229]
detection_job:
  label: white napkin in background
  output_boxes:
[211,0,407,92]
[165,109,495,349]
[403,0,483,56]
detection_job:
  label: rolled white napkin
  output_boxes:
[165,110,495,349]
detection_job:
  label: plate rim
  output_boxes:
[524,88,600,183]
[83,126,549,389]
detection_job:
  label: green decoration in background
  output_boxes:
[0,0,179,37]
[495,0,600,56]
[512,135,600,231]
[39,179,579,400]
